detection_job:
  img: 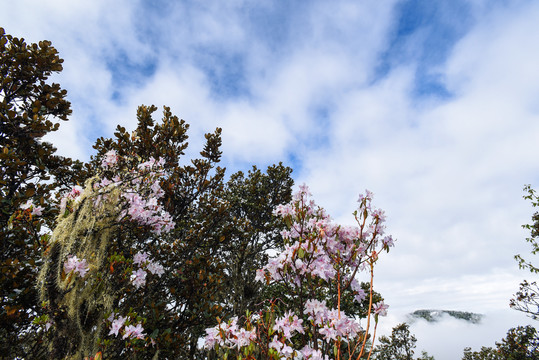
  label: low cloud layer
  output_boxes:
[377,308,535,359]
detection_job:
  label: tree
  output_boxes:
[497,325,539,359]
[417,351,435,360]
[222,164,293,318]
[37,104,297,359]
[372,323,434,360]
[462,346,500,360]
[462,325,539,360]
[511,185,539,320]
[36,104,230,358]
[373,323,417,360]
[204,187,395,359]
[0,27,88,358]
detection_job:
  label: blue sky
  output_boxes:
[2,0,539,357]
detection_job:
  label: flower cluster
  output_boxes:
[303,299,362,342]
[204,317,256,349]
[373,301,389,317]
[204,185,395,359]
[64,255,89,278]
[101,150,119,168]
[95,153,174,235]
[20,199,44,216]
[108,313,145,340]
[258,185,391,305]
[122,189,173,235]
[60,185,84,213]
[130,251,164,289]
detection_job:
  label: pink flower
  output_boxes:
[354,288,366,303]
[204,327,222,349]
[109,316,126,337]
[319,325,337,342]
[150,180,164,198]
[123,323,145,340]
[133,251,149,265]
[232,328,255,348]
[74,258,89,277]
[45,321,53,331]
[301,346,328,360]
[101,150,119,168]
[107,312,116,322]
[131,269,147,288]
[70,185,83,199]
[147,261,164,277]
[274,311,304,338]
[100,178,112,187]
[64,255,89,278]
[269,335,282,351]
[21,200,43,216]
[20,200,33,210]
[358,189,373,202]
[255,269,265,282]
[138,157,162,170]
[64,256,77,272]
[382,235,395,248]
[31,205,43,216]
[60,197,68,212]
[373,301,389,316]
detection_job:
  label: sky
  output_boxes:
[2,0,538,358]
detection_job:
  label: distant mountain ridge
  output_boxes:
[408,309,483,324]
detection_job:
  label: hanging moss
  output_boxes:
[37,177,127,358]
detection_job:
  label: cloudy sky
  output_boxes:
[2,0,538,357]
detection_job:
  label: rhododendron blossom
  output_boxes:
[146,261,164,276]
[123,323,145,340]
[131,251,165,283]
[204,185,395,359]
[301,346,329,360]
[133,251,149,265]
[20,199,44,216]
[131,269,147,289]
[20,199,33,210]
[64,255,89,278]
[93,154,175,235]
[203,317,256,350]
[31,205,43,216]
[373,301,389,317]
[109,316,126,337]
[101,150,119,168]
[60,185,84,212]
[274,311,304,338]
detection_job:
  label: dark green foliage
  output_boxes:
[372,323,434,360]
[42,105,295,358]
[462,347,500,360]
[373,323,417,360]
[462,325,539,360]
[417,351,435,360]
[83,105,229,358]
[222,164,293,318]
[0,27,88,358]
[497,325,539,359]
